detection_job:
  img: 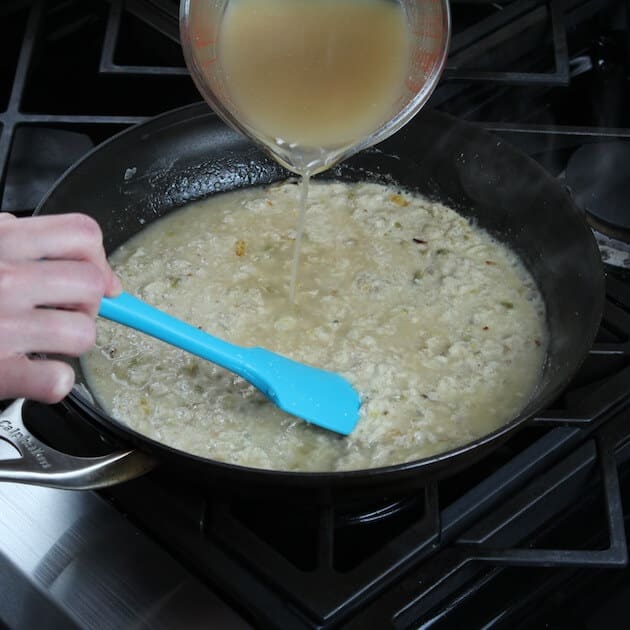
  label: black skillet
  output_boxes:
[27,102,603,504]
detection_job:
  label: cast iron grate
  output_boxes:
[444,0,570,87]
[0,0,198,210]
[101,271,630,629]
[3,0,628,211]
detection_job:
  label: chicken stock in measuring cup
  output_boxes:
[180,0,451,177]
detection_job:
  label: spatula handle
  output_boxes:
[99,292,248,376]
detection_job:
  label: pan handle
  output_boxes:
[0,399,156,489]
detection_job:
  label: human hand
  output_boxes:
[0,212,122,403]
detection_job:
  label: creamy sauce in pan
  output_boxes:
[82,181,547,472]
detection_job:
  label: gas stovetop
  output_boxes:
[0,2,629,629]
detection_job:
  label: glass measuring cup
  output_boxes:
[180,0,450,176]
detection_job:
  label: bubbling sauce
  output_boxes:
[82,181,548,472]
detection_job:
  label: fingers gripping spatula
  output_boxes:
[98,293,361,435]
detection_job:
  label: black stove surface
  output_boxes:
[1,1,630,629]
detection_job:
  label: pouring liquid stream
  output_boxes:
[289,175,310,302]
[217,0,412,300]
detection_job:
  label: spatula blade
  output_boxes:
[243,348,361,435]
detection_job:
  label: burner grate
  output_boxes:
[102,271,630,629]
[19,357,629,624]
[445,0,570,87]
[101,0,186,75]
[2,0,629,212]
[0,0,197,212]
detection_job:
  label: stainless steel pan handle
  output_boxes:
[0,399,156,489]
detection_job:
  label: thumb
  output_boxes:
[106,271,123,297]
[0,356,75,404]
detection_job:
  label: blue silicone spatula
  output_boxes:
[98,292,360,435]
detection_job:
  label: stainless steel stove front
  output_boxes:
[0,479,251,629]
